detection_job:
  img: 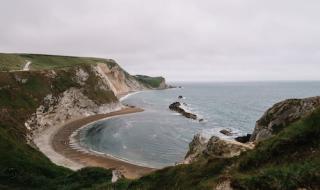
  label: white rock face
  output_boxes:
[25,63,157,143]
[75,68,89,85]
[93,63,147,96]
[26,88,122,140]
[112,170,124,183]
[183,133,209,164]
[184,134,253,164]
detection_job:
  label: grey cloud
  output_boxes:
[1,0,320,81]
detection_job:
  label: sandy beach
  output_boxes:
[47,107,156,179]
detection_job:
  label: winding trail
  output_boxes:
[23,61,31,71]
[51,107,156,179]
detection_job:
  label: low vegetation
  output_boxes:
[0,63,119,189]
[134,75,165,88]
[232,109,320,190]
[0,53,116,71]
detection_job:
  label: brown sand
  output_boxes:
[52,107,156,179]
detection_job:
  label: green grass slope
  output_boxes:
[0,53,117,71]
[0,53,166,89]
[232,109,320,190]
[0,64,118,189]
[134,75,165,88]
[0,126,115,190]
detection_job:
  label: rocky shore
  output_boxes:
[250,96,320,142]
[184,96,320,166]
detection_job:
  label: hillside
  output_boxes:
[0,53,166,91]
[0,53,116,71]
[0,53,167,189]
[0,53,319,190]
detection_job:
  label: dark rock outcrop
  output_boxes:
[250,96,320,142]
[169,102,197,120]
[235,134,251,143]
[178,95,183,99]
[220,129,233,136]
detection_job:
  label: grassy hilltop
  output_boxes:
[0,53,165,89]
[0,53,117,71]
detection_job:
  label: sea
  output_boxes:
[78,81,320,168]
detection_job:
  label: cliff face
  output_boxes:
[0,53,169,189]
[250,96,320,142]
[93,63,148,97]
[0,53,167,145]
[184,134,253,164]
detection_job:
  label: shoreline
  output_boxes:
[70,114,158,169]
[51,107,156,179]
[118,91,142,101]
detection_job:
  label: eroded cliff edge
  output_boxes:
[0,53,167,148]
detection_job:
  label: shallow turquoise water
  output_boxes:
[80,82,320,168]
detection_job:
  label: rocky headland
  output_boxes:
[184,96,320,169]
[0,53,167,180]
[250,96,320,142]
[169,101,198,120]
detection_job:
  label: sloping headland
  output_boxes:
[0,53,319,190]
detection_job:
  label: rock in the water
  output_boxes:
[250,96,320,142]
[235,134,251,143]
[178,95,183,99]
[199,118,204,122]
[169,102,197,120]
[169,101,181,109]
[220,129,233,136]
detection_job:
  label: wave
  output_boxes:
[119,91,142,102]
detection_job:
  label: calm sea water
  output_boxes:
[79,82,320,168]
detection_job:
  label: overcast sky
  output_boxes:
[1,0,320,81]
